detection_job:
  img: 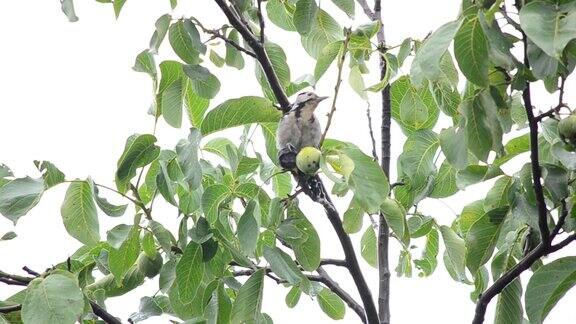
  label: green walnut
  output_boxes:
[558,114,576,150]
[296,147,322,175]
[137,251,163,278]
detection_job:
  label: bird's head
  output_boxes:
[292,92,329,112]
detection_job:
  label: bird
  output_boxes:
[276,91,328,170]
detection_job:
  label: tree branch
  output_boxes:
[366,104,379,161]
[356,0,392,322]
[320,258,347,267]
[213,0,290,111]
[320,31,351,146]
[0,270,121,324]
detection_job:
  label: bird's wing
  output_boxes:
[276,113,301,150]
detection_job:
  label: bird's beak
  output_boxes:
[316,96,329,102]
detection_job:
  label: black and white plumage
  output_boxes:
[276,91,328,169]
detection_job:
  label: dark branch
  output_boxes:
[22,266,41,277]
[0,304,21,314]
[320,258,347,267]
[129,183,153,220]
[213,0,291,111]
[535,77,568,122]
[366,105,379,161]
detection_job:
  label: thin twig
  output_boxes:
[320,31,351,146]
[366,104,379,161]
[22,266,41,277]
[129,183,153,220]
[535,77,568,122]
[256,0,265,44]
[192,18,257,58]
[0,304,22,314]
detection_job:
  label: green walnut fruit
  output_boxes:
[558,114,576,150]
[137,251,163,278]
[296,147,322,175]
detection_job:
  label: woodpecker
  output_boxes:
[276,91,328,169]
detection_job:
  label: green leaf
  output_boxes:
[454,15,489,87]
[349,65,368,100]
[133,50,157,78]
[525,256,576,324]
[430,161,458,198]
[34,160,65,189]
[202,184,230,224]
[342,145,389,214]
[113,0,127,18]
[301,9,343,58]
[411,20,462,85]
[414,227,439,277]
[60,0,79,22]
[263,246,306,285]
[256,42,291,99]
[238,201,260,257]
[285,286,301,308]
[331,0,354,17]
[440,127,469,169]
[230,269,265,324]
[1,231,16,241]
[281,205,321,271]
[493,252,523,324]
[169,19,205,64]
[161,78,183,128]
[494,133,531,167]
[183,65,221,99]
[266,0,296,31]
[484,176,516,211]
[149,14,171,54]
[225,30,245,69]
[465,207,508,274]
[184,79,210,128]
[461,97,492,161]
[390,76,439,134]
[314,41,343,81]
[201,97,281,135]
[459,200,485,237]
[398,130,439,198]
[109,225,141,284]
[21,274,84,324]
[343,201,363,234]
[317,288,345,320]
[361,226,377,267]
[176,241,204,304]
[0,177,44,223]
[380,198,408,244]
[293,0,318,35]
[520,1,576,58]
[440,225,468,282]
[210,49,225,67]
[456,165,503,189]
[61,180,100,245]
[116,134,160,193]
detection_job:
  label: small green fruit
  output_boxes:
[558,114,576,151]
[137,251,162,278]
[296,147,321,175]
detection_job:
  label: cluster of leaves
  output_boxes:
[362,0,576,323]
[2,0,575,323]
[2,0,392,323]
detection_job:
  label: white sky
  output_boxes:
[0,0,575,323]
